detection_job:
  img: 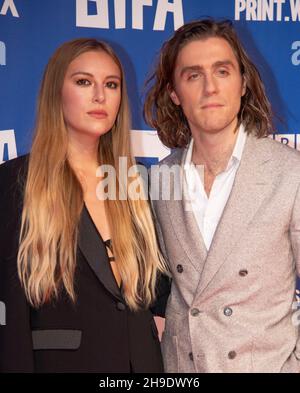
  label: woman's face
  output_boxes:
[62,50,121,141]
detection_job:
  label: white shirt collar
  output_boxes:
[231,123,247,163]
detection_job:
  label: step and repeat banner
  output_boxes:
[0,0,300,294]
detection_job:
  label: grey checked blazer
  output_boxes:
[150,134,300,373]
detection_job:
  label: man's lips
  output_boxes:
[87,110,108,119]
[201,104,224,109]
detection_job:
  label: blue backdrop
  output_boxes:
[0,0,300,293]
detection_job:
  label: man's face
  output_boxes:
[170,37,246,137]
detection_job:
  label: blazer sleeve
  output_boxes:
[149,192,172,317]
[0,158,34,372]
[147,166,172,317]
[0,255,34,372]
[150,272,171,317]
[289,181,300,363]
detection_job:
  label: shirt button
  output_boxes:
[177,264,183,273]
[116,302,126,311]
[224,307,233,317]
[189,352,194,361]
[239,269,248,277]
[190,308,201,317]
[228,351,237,360]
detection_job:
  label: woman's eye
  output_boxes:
[106,81,119,89]
[76,79,91,86]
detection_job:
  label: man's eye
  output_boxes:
[76,79,91,86]
[217,69,229,77]
[187,73,199,81]
[106,81,119,89]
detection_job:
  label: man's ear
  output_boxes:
[241,75,247,97]
[167,83,181,106]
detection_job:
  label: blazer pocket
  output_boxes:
[32,329,82,350]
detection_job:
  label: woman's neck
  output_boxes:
[67,132,99,173]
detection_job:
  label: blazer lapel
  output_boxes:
[194,134,274,298]
[78,205,123,302]
[164,148,208,272]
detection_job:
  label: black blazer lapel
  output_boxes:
[78,205,123,302]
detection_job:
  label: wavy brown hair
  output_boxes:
[18,38,165,311]
[144,19,273,148]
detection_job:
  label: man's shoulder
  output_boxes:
[258,135,300,164]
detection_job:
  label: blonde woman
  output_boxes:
[0,38,169,372]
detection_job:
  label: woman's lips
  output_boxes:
[87,110,108,119]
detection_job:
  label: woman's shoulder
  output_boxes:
[0,154,29,185]
[0,154,29,208]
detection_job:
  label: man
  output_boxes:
[144,19,300,372]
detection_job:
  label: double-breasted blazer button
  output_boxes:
[239,269,248,277]
[190,308,200,317]
[224,307,233,317]
[177,264,183,273]
[189,352,194,361]
[116,302,126,311]
[228,351,237,360]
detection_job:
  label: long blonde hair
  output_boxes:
[18,38,165,311]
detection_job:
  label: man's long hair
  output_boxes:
[144,19,273,148]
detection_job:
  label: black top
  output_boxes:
[103,239,115,261]
[0,155,170,373]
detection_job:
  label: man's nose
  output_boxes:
[203,73,218,96]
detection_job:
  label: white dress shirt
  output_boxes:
[184,124,247,250]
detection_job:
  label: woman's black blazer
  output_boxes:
[0,155,168,373]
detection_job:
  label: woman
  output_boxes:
[0,38,168,373]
